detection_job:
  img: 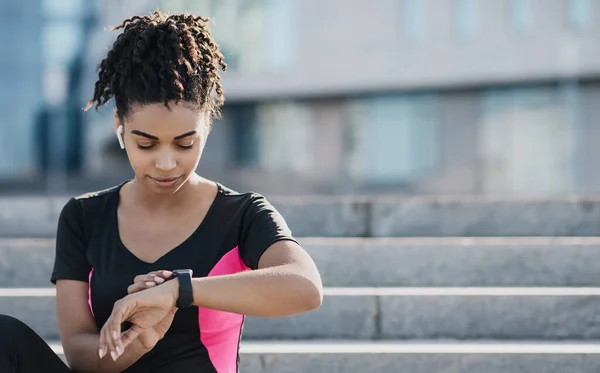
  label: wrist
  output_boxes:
[165,277,179,309]
[169,269,194,309]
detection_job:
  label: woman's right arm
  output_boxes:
[56,279,150,373]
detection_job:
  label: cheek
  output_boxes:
[126,149,154,171]
[181,147,203,169]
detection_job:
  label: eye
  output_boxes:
[177,143,194,150]
[137,143,155,150]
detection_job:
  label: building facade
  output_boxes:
[2,0,600,195]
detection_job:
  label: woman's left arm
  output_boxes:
[174,240,323,317]
[100,240,322,359]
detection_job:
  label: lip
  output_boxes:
[149,176,181,187]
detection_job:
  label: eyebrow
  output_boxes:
[130,130,197,140]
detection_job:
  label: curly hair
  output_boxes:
[84,11,227,124]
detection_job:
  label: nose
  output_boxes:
[155,150,177,171]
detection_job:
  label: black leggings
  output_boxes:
[0,314,72,373]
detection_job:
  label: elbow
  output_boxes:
[298,276,323,312]
[63,335,113,373]
[307,285,323,311]
[61,340,79,372]
[271,261,323,315]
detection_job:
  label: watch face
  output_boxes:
[173,269,193,277]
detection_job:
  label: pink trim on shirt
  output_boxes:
[198,246,250,373]
[88,268,95,317]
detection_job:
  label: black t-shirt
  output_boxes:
[50,181,298,373]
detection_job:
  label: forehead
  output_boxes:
[126,103,207,136]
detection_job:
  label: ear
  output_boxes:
[113,110,120,132]
[116,125,125,149]
[114,111,125,150]
[200,112,212,149]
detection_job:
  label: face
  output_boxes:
[115,102,209,194]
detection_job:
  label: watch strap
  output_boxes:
[172,269,194,309]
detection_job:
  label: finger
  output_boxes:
[111,321,124,360]
[100,322,117,361]
[157,270,172,279]
[144,270,172,280]
[101,324,111,359]
[103,322,118,361]
[119,324,142,351]
[133,274,164,284]
[106,323,121,361]
[127,281,156,294]
[107,301,127,360]
[98,327,108,359]
[135,273,167,285]
[145,271,164,277]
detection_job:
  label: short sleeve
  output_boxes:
[50,198,91,284]
[239,194,298,270]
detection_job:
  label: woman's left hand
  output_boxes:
[99,278,179,360]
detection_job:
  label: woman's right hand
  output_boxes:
[126,270,177,351]
[128,270,172,295]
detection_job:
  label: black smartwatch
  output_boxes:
[171,269,194,309]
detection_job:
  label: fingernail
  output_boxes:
[113,331,118,340]
[155,276,165,283]
[146,281,155,286]
[111,351,118,361]
[116,346,122,355]
[99,349,103,358]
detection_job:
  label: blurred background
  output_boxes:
[3,3,600,371]
[1,0,599,197]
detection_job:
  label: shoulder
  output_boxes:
[73,182,123,203]
[59,182,124,225]
[215,182,289,232]
[72,181,124,207]
[216,182,255,199]
[216,182,276,212]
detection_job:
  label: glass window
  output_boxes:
[267,0,295,69]
[181,0,244,71]
[170,0,294,72]
[479,86,576,194]
[566,0,592,30]
[401,0,424,40]
[345,93,440,183]
[228,104,260,166]
[227,101,314,170]
[508,0,533,34]
[42,0,84,18]
[255,102,314,172]
[205,0,268,73]
[454,0,478,38]
[42,22,81,67]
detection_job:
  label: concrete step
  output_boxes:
[4,237,600,287]
[5,287,600,341]
[46,340,600,373]
[3,195,600,237]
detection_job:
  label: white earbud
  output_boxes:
[116,125,125,149]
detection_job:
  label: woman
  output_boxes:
[0,11,323,373]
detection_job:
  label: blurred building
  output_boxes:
[0,0,100,189]
[0,0,44,180]
[2,0,600,195]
